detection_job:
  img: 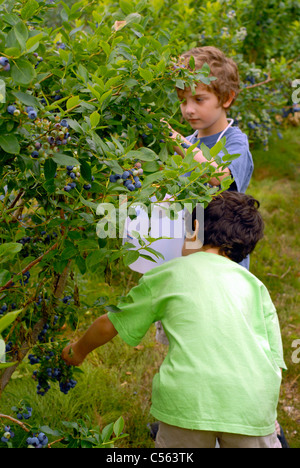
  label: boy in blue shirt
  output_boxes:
[168,45,253,195]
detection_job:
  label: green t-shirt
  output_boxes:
[108,252,286,436]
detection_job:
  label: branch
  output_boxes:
[7,189,25,210]
[0,414,30,432]
[0,242,58,293]
[242,74,273,90]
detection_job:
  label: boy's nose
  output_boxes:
[184,100,196,117]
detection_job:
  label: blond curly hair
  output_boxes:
[180,46,240,109]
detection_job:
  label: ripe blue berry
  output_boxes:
[122,171,130,179]
[83,184,91,190]
[7,105,16,115]
[28,109,38,120]
[0,57,9,67]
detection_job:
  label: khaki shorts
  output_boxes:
[155,421,282,449]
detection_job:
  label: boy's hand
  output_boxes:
[62,343,86,366]
[161,118,192,155]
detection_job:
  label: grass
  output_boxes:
[247,126,300,448]
[1,126,299,448]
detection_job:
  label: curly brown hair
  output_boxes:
[180,46,240,109]
[190,191,264,263]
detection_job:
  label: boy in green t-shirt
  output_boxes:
[62,191,286,448]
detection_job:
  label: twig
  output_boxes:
[243,74,273,90]
[0,414,30,432]
[47,437,65,448]
[7,189,25,210]
[266,266,291,280]
[0,242,59,293]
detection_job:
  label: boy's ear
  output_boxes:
[223,90,236,109]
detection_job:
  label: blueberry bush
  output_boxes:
[0,0,299,447]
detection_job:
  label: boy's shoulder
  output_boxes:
[187,126,250,149]
[142,251,258,283]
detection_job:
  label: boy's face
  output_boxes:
[177,83,230,136]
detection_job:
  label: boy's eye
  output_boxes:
[196,98,203,102]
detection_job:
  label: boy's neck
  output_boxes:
[196,113,230,138]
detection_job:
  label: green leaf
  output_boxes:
[66,96,80,110]
[26,33,43,52]
[44,158,57,180]
[21,0,39,20]
[119,0,134,15]
[79,160,92,182]
[13,22,28,50]
[0,242,22,259]
[12,91,39,108]
[0,134,20,154]
[0,270,11,287]
[123,250,140,266]
[52,153,80,167]
[0,310,22,335]
[139,68,153,82]
[11,59,36,85]
[127,147,158,161]
[90,111,100,128]
[75,255,86,275]
[113,416,125,437]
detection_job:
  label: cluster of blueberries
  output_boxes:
[0,56,10,71]
[0,303,8,315]
[109,162,143,192]
[7,101,72,160]
[16,406,33,421]
[1,426,15,444]
[26,432,48,448]
[29,347,77,396]
[7,104,37,120]
[37,315,59,343]
[64,165,93,193]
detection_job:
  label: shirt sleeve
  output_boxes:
[261,285,287,370]
[220,131,254,193]
[107,277,156,347]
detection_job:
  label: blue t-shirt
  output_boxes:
[185,126,254,270]
[186,126,254,193]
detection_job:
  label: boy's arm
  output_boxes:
[165,123,231,186]
[62,314,118,366]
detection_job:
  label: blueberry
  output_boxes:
[28,110,38,120]
[122,171,130,179]
[0,57,9,66]
[66,165,74,171]
[7,105,16,115]
[127,184,135,191]
[31,151,39,158]
[70,172,76,179]
[64,186,71,192]
[83,184,91,190]
[60,119,69,127]
[135,181,142,189]
[146,123,153,129]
